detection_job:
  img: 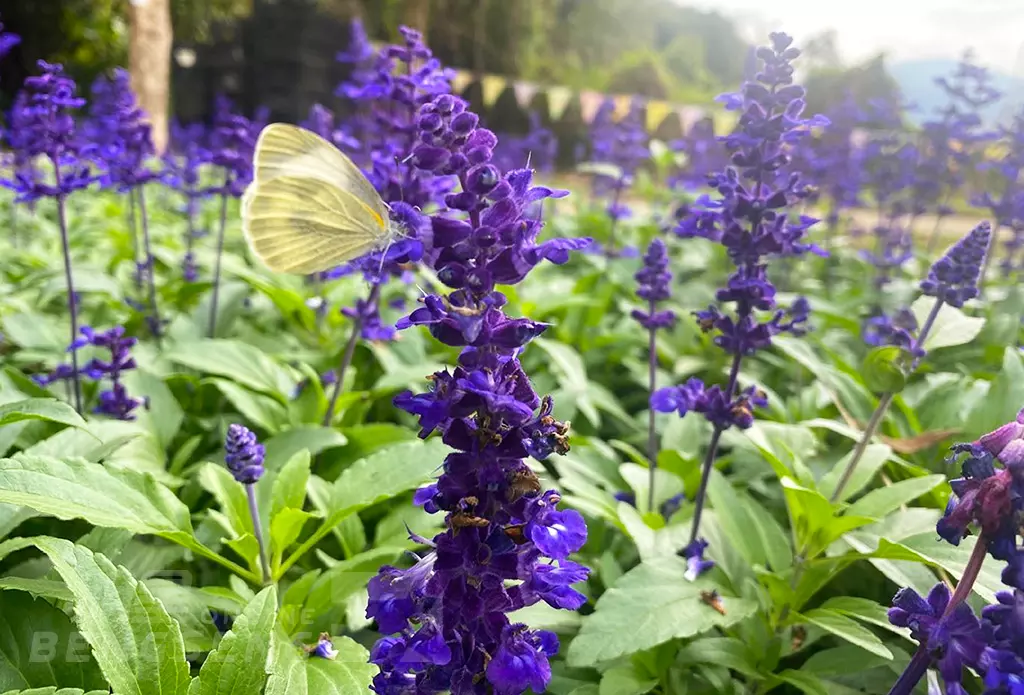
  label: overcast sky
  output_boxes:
[683,0,1024,75]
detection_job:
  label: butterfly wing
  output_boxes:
[242,174,388,274]
[252,123,388,224]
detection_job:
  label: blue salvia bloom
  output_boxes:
[224,424,265,485]
[885,410,1024,695]
[367,93,590,695]
[308,634,338,660]
[75,326,144,420]
[632,239,676,331]
[0,13,19,62]
[920,220,991,308]
[85,69,158,191]
[299,103,360,153]
[656,32,823,567]
[588,99,649,227]
[798,91,864,224]
[208,95,257,198]
[163,120,212,282]
[977,106,1024,276]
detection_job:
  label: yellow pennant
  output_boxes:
[481,75,508,107]
[612,94,633,121]
[579,90,604,123]
[645,100,672,132]
[546,86,573,120]
[451,70,474,94]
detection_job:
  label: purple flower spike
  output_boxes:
[920,221,992,308]
[485,624,558,695]
[224,424,265,485]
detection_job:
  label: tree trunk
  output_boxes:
[129,0,172,153]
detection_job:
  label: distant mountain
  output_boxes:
[889,58,1024,126]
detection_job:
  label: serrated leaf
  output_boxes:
[145,580,219,653]
[567,557,757,667]
[0,592,105,691]
[16,537,190,695]
[278,439,447,577]
[770,670,830,695]
[188,586,277,695]
[0,577,73,601]
[266,631,376,695]
[0,456,192,539]
[799,608,893,659]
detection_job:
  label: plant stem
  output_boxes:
[606,181,624,257]
[646,306,658,512]
[323,282,380,426]
[830,296,944,503]
[136,187,162,346]
[246,483,271,585]
[886,536,988,695]
[688,352,744,546]
[208,187,229,338]
[127,189,141,290]
[52,164,83,415]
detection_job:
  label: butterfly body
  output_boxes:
[242,124,396,274]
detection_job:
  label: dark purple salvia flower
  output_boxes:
[682,538,715,581]
[586,99,649,254]
[307,634,339,660]
[669,117,729,192]
[658,32,823,550]
[492,112,559,175]
[223,423,271,583]
[322,25,454,426]
[2,60,94,414]
[633,238,677,508]
[920,220,991,308]
[224,423,265,485]
[207,96,261,337]
[367,92,590,695]
[85,69,163,341]
[0,13,19,61]
[163,120,213,282]
[885,410,1024,695]
[35,326,144,421]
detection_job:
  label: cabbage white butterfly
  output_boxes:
[242,124,396,274]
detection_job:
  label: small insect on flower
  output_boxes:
[699,590,727,615]
[450,512,490,529]
[507,468,542,501]
[503,524,528,545]
[304,633,338,659]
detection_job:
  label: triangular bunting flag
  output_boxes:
[612,94,633,121]
[513,81,539,108]
[547,86,573,120]
[678,105,707,133]
[646,100,673,132]
[481,75,508,107]
[451,70,474,94]
[580,90,604,123]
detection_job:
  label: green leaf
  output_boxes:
[768,670,830,695]
[706,470,791,570]
[299,547,403,630]
[818,596,911,640]
[598,666,656,695]
[967,347,1024,438]
[0,592,105,691]
[676,638,759,678]
[0,456,192,539]
[910,296,985,351]
[0,399,91,433]
[0,577,73,601]
[210,379,290,434]
[144,580,219,653]
[567,557,758,667]
[270,508,315,567]
[799,608,893,659]
[0,689,110,695]
[819,444,893,502]
[263,427,347,471]
[0,504,37,542]
[616,503,689,563]
[19,537,190,695]
[802,646,893,677]
[845,475,946,519]
[265,631,376,695]
[123,371,183,449]
[166,339,297,401]
[272,450,311,517]
[188,586,277,695]
[618,463,683,516]
[861,346,908,394]
[780,477,834,552]
[278,439,447,577]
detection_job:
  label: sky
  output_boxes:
[683,0,1024,75]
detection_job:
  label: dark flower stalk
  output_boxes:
[207,96,260,337]
[366,90,590,693]
[831,221,992,502]
[86,69,163,343]
[163,120,213,283]
[655,33,824,563]
[224,424,270,585]
[632,239,676,510]
[3,61,94,413]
